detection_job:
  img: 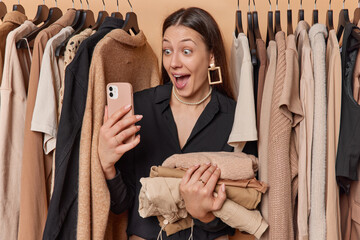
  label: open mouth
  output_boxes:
[173,74,190,89]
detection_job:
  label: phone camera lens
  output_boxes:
[109,86,113,91]
[110,92,113,97]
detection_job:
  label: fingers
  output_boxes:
[187,163,211,185]
[103,104,133,128]
[110,115,143,137]
[204,167,221,191]
[114,125,141,145]
[181,165,200,185]
[212,183,226,211]
[115,134,141,155]
[198,164,217,185]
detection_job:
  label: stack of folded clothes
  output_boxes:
[138,151,269,239]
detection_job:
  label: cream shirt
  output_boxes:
[228,32,258,152]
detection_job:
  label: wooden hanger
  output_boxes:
[13,0,25,14]
[0,1,7,20]
[252,0,261,40]
[287,0,293,35]
[111,0,123,19]
[312,0,319,25]
[55,0,95,56]
[16,1,62,49]
[121,0,139,34]
[266,0,275,45]
[298,0,304,22]
[353,0,360,24]
[326,0,334,30]
[92,0,108,30]
[32,2,49,25]
[336,0,350,41]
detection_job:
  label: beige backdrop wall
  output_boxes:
[4,0,360,64]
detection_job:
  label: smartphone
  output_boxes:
[106,82,135,142]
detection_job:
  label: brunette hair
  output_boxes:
[161,7,234,100]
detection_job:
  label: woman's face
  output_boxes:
[162,25,213,102]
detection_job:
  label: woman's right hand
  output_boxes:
[98,104,142,179]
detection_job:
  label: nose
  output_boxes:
[170,51,182,69]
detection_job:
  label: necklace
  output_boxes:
[172,86,212,105]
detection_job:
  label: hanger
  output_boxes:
[55,0,95,56]
[32,0,49,25]
[326,0,334,30]
[16,0,62,49]
[111,0,123,19]
[336,0,350,41]
[92,0,108,30]
[0,1,7,20]
[287,0,293,35]
[247,0,257,65]
[13,0,25,14]
[252,0,261,40]
[235,0,243,36]
[122,0,139,35]
[298,0,304,22]
[353,0,360,24]
[266,0,275,45]
[313,0,319,25]
[275,0,281,33]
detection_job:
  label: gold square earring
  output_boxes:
[207,63,223,85]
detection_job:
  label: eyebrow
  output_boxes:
[162,38,197,45]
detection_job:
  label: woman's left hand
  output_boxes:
[179,163,226,223]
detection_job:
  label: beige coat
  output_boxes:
[267,32,303,240]
[77,29,160,240]
[138,177,268,239]
[325,29,342,240]
[258,40,277,240]
[0,20,37,240]
[295,20,314,240]
[17,10,76,240]
[308,23,328,240]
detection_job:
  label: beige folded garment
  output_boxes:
[139,177,268,239]
[161,151,258,180]
[150,166,268,193]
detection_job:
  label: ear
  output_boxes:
[209,52,215,65]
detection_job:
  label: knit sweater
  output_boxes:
[308,24,328,240]
[267,32,303,240]
[77,29,160,240]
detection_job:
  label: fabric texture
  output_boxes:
[42,17,125,240]
[308,23,328,240]
[151,166,268,193]
[337,23,360,240]
[77,29,160,240]
[64,28,95,68]
[31,26,74,154]
[0,20,37,240]
[258,40,277,240]
[228,32,257,152]
[138,177,268,239]
[17,9,76,240]
[0,11,27,85]
[162,151,257,180]
[255,38,267,132]
[295,20,314,240]
[325,29,342,240]
[267,32,302,240]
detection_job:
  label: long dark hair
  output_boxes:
[161,7,234,100]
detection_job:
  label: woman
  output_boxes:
[99,7,236,240]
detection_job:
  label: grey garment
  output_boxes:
[308,23,328,240]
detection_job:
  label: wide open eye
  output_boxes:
[163,49,172,55]
[183,49,192,55]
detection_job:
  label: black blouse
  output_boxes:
[107,82,247,239]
